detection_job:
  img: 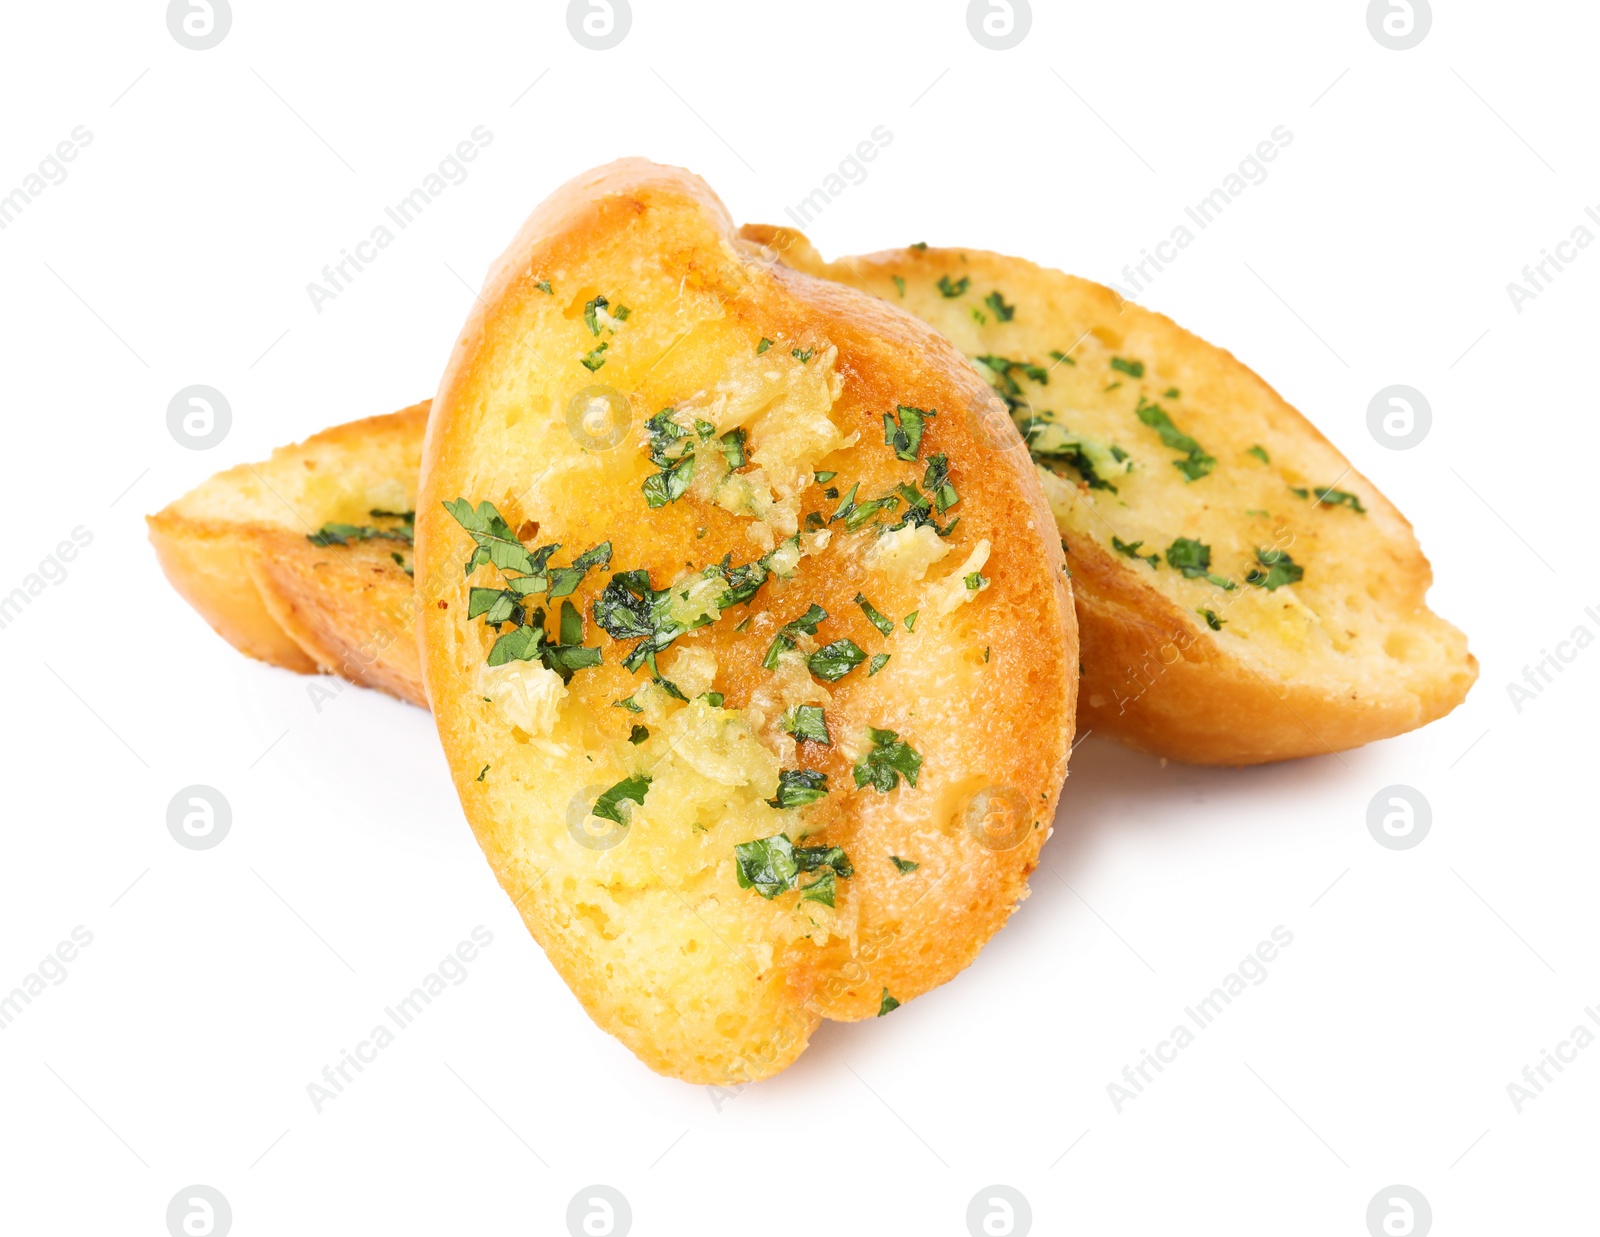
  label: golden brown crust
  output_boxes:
[417,160,1078,1081]
[743,225,1477,765]
[147,403,429,704]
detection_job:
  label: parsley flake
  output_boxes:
[1245,547,1304,590]
[592,774,651,826]
[853,727,922,793]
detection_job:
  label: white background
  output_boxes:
[0,1,1594,1233]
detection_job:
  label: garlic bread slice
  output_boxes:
[148,403,428,704]
[416,160,1078,1083]
[743,227,1476,765]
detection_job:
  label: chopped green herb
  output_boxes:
[628,725,649,744]
[1164,387,1180,399]
[869,653,890,676]
[641,409,707,508]
[892,275,906,297]
[808,639,866,682]
[700,691,725,708]
[1112,536,1160,570]
[534,279,553,294]
[1021,420,1118,492]
[1111,357,1145,378]
[307,509,415,548]
[593,552,780,672]
[613,694,643,713]
[734,833,853,901]
[762,603,828,669]
[828,482,899,532]
[1248,445,1270,464]
[854,593,895,637]
[877,988,900,1016]
[1165,538,1236,590]
[792,347,814,363]
[1297,486,1367,514]
[476,765,489,782]
[983,646,990,663]
[853,727,923,793]
[580,342,609,371]
[1246,547,1304,590]
[910,241,928,250]
[921,453,959,513]
[883,404,934,462]
[1197,608,1225,631]
[1104,381,1122,393]
[546,543,612,598]
[782,704,830,746]
[720,427,748,470]
[903,610,919,632]
[984,291,1016,321]
[442,498,535,574]
[592,774,651,826]
[814,471,836,484]
[964,571,987,590]
[937,275,969,298]
[974,354,1049,410]
[654,675,689,701]
[391,551,413,576]
[889,855,919,874]
[583,295,610,336]
[768,769,830,809]
[756,337,772,354]
[1136,395,1215,481]
[1048,349,1077,366]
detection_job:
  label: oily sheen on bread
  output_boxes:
[415,160,1079,1083]
[742,226,1476,765]
[148,403,428,705]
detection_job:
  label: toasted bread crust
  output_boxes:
[743,225,1476,764]
[417,160,1078,1081]
[147,403,429,704]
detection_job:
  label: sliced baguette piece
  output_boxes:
[147,403,429,705]
[741,226,1477,765]
[416,160,1079,1083]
